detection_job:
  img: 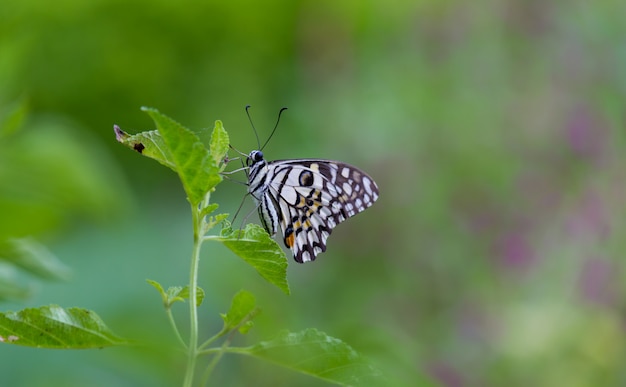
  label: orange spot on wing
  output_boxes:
[285,233,295,248]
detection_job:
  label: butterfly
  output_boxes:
[240,108,379,263]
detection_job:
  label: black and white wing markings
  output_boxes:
[265,159,379,263]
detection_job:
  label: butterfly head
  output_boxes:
[246,150,265,167]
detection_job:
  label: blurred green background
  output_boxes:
[2,0,626,386]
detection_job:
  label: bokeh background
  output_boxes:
[2,1,626,386]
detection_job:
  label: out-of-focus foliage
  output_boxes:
[0,305,128,348]
[0,97,129,303]
[243,328,386,386]
[0,99,128,239]
[1,0,626,385]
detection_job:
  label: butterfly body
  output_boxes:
[246,149,379,263]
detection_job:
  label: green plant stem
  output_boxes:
[200,336,233,386]
[182,202,203,387]
[198,346,250,357]
[165,308,187,349]
[198,327,228,351]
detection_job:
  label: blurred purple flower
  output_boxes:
[494,233,536,272]
[427,361,465,387]
[565,106,606,164]
[578,257,617,306]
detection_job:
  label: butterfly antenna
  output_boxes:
[260,107,288,151]
[245,105,262,150]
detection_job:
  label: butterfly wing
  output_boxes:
[265,159,379,263]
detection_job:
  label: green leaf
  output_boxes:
[0,98,28,139]
[114,126,176,172]
[147,280,205,307]
[177,285,205,307]
[209,120,230,168]
[146,279,165,293]
[200,203,219,219]
[146,279,167,306]
[0,305,128,349]
[192,126,213,149]
[221,290,259,334]
[141,107,221,205]
[238,320,254,335]
[218,224,290,295]
[115,108,223,205]
[206,212,229,231]
[0,237,71,280]
[245,329,385,386]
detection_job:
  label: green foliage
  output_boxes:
[199,203,220,219]
[115,108,226,206]
[209,120,230,168]
[176,285,206,307]
[244,329,386,386]
[0,237,71,302]
[147,279,205,308]
[3,1,626,384]
[142,107,221,206]
[217,224,290,295]
[0,98,128,304]
[211,297,387,386]
[0,238,71,281]
[220,289,259,334]
[0,98,28,139]
[1,104,382,385]
[0,101,128,241]
[112,108,378,385]
[0,305,127,349]
[0,100,130,352]
[0,265,31,302]
[114,127,177,171]
[117,108,290,294]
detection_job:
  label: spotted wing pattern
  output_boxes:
[246,150,379,263]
